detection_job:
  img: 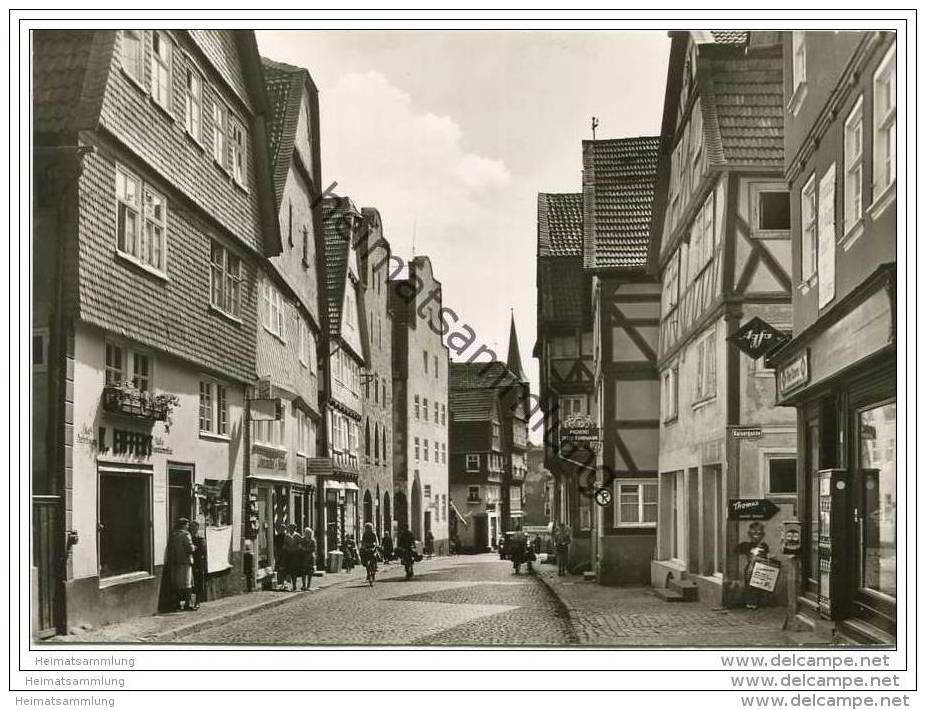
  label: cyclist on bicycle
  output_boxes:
[359,522,379,568]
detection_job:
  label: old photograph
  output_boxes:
[28,26,900,652]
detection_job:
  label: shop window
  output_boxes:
[614,480,659,527]
[200,479,232,526]
[858,400,897,598]
[98,466,152,579]
[466,454,479,472]
[767,456,797,496]
[758,191,790,231]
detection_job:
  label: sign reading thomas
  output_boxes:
[728,317,788,360]
[728,498,780,521]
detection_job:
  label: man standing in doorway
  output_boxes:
[555,524,572,577]
[166,518,196,611]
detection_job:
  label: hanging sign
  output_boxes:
[778,350,810,396]
[728,317,789,360]
[728,498,781,521]
[730,426,763,440]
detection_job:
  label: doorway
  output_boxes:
[167,467,192,531]
[475,515,489,550]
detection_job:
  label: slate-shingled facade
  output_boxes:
[648,31,796,608]
[32,30,278,634]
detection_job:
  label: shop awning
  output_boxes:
[323,479,360,491]
[246,473,297,485]
[449,500,469,528]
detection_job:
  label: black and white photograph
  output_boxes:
[11,7,916,703]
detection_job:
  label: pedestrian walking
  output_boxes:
[243,538,255,592]
[424,530,435,559]
[381,531,394,562]
[274,524,290,589]
[189,520,207,609]
[287,524,304,592]
[300,527,317,590]
[165,518,196,611]
[555,524,572,577]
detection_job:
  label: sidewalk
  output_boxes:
[48,561,394,644]
[535,566,838,647]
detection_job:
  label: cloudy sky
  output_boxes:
[256,30,670,425]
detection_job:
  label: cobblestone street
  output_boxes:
[179,554,574,646]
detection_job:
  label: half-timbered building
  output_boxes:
[647,31,797,607]
[583,136,662,586]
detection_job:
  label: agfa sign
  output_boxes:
[728,317,788,360]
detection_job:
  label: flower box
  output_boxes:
[101,384,170,422]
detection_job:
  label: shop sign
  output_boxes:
[95,426,153,457]
[728,317,789,360]
[728,498,780,521]
[559,413,600,457]
[749,558,781,592]
[152,435,173,455]
[730,426,763,440]
[778,350,810,396]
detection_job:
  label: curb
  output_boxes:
[534,571,580,644]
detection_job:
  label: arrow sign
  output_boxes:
[728,317,788,360]
[728,498,781,521]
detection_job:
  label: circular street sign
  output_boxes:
[594,487,612,507]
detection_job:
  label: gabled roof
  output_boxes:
[450,361,522,392]
[449,389,499,423]
[582,136,660,270]
[321,196,360,339]
[537,193,584,257]
[261,56,320,209]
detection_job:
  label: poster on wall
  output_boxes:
[749,557,781,592]
[818,163,836,308]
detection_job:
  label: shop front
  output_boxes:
[771,268,897,644]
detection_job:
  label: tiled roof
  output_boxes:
[33,30,111,138]
[450,361,522,392]
[701,44,784,167]
[321,196,359,338]
[709,31,749,45]
[582,136,659,270]
[261,57,308,208]
[538,193,583,257]
[538,257,586,323]
[449,389,498,422]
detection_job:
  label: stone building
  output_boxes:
[357,207,394,539]
[647,31,796,607]
[389,256,450,551]
[768,31,897,644]
[244,57,325,583]
[32,30,279,634]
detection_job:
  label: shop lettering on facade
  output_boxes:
[778,350,810,396]
[95,426,153,457]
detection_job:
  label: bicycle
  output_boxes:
[363,547,378,587]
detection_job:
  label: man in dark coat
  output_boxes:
[165,518,195,611]
[189,520,207,609]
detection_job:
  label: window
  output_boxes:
[423,484,432,500]
[695,329,716,402]
[105,342,125,385]
[441,404,446,425]
[560,396,586,416]
[423,397,430,421]
[466,454,479,472]
[120,31,144,85]
[423,350,429,374]
[767,456,798,496]
[758,192,790,231]
[374,426,380,462]
[298,317,311,367]
[33,329,48,372]
[467,486,480,503]
[663,250,680,315]
[116,167,167,274]
[253,414,285,448]
[414,395,420,420]
[843,98,864,232]
[424,438,429,461]
[230,116,247,186]
[98,467,152,579]
[492,421,501,440]
[210,242,242,318]
[434,354,439,378]
[801,174,818,281]
[199,380,229,436]
[364,421,371,458]
[434,401,439,422]
[132,352,151,392]
[614,481,658,527]
[792,31,807,95]
[414,437,420,462]
[873,44,897,198]
[442,442,447,464]
[150,31,172,111]
[212,100,228,167]
[689,192,715,275]
[184,66,202,142]
[302,226,310,267]
[433,440,439,462]
[261,280,285,340]
[663,363,679,422]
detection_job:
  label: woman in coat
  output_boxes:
[300,528,317,591]
[288,525,304,592]
[165,518,195,611]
